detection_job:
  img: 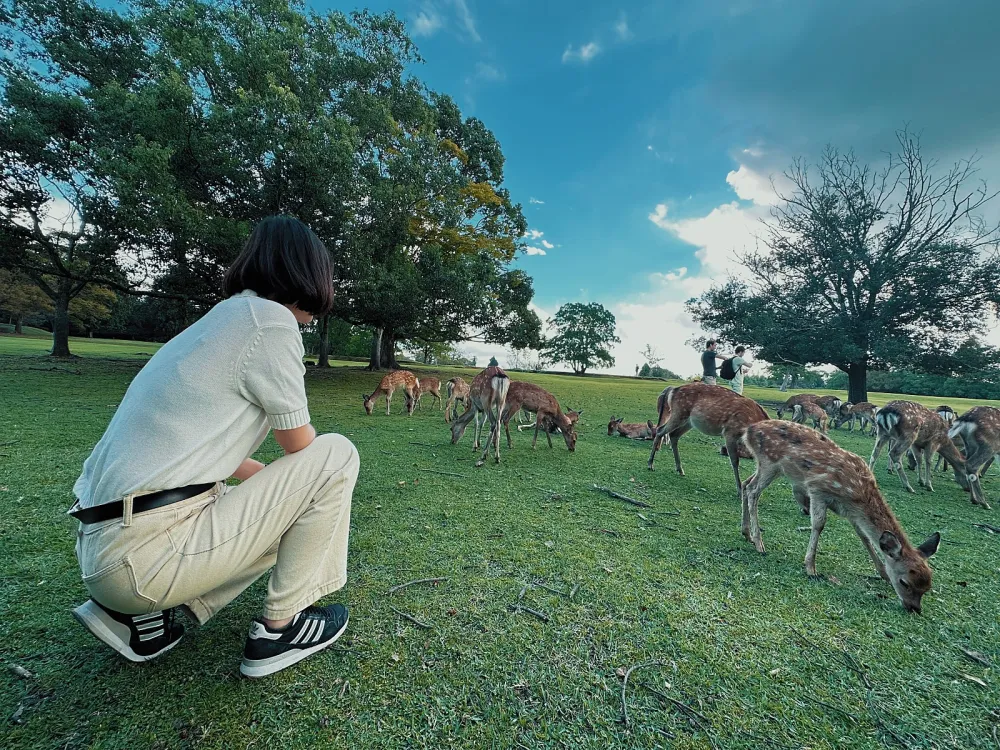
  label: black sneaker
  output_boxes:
[72,599,184,662]
[240,604,349,679]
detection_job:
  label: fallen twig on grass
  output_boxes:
[637,681,718,749]
[618,661,662,728]
[569,583,581,601]
[960,647,991,667]
[416,468,468,478]
[390,606,433,629]
[533,581,573,598]
[593,528,621,537]
[591,484,653,508]
[0,440,20,448]
[408,442,439,448]
[800,695,863,724]
[973,523,1000,534]
[509,604,549,623]
[387,577,448,595]
[9,664,34,679]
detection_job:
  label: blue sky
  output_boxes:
[320,0,1000,375]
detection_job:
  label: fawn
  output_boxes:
[449,367,510,466]
[607,416,656,439]
[949,406,1000,509]
[443,377,472,423]
[363,370,419,416]
[870,401,968,493]
[501,381,578,451]
[414,377,442,410]
[741,420,940,612]
[792,401,829,433]
[647,383,768,493]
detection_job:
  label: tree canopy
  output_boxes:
[543,302,619,375]
[0,0,539,359]
[688,132,1000,402]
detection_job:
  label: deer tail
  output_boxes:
[948,419,976,441]
[875,408,900,435]
[656,386,674,426]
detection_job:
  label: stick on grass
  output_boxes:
[591,484,653,509]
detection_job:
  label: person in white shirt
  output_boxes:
[730,346,752,395]
[70,216,358,678]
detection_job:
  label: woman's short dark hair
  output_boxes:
[223,216,334,316]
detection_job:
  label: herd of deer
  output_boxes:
[361,368,1000,613]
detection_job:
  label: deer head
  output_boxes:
[608,416,622,436]
[879,531,940,613]
[362,394,375,415]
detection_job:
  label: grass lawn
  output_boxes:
[2,344,999,749]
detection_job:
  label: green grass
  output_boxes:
[2,345,999,749]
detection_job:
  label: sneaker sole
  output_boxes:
[72,601,182,663]
[240,615,349,679]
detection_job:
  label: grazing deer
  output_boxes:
[792,402,829,433]
[776,393,820,418]
[933,405,960,472]
[948,406,1000,509]
[449,366,510,466]
[869,401,967,493]
[647,382,769,492]
[740,420,940,612]
[363,370,419,416]
[843,402,879,435]
[832,401,854,429]
[443,377,472,423]
[607,416,657,440]
[501,382,578,451]
[814,395,844,419]
[414,376,442,410]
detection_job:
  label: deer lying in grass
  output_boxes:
[792,401,829,433]
[363,370,419,416]
[414,376,442,410]
[869,400,967,493]
[450,366,510,466]
[948,406,1000,509]
[443,377,471,423]
[501,382,578,451]
[740,420,940,612]
[607,416,656,439]
[647,382,769,492]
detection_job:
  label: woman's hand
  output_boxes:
[231,458,266,481]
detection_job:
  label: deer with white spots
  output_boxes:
[869,400,968,493]
[363,370,419,416]
[449,366,510,466]
[948,406,1000,509]
[607,416,656,440]
[792,401,829,433]
[741,420,941,613]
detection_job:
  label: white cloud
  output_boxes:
[524,246,547,256]
[412,10,442,36]
[562,42,601,64]
[529,197,545,205]
[524,229,544,240]
[451,0,481,43]
[614,14,631,41]
[648,197,767,274]
[726,164,778,206]
[541,240,554,249]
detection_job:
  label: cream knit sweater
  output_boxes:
[73,291,310,509]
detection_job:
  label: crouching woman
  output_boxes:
[68,216,358,678]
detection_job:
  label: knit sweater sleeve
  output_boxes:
[238,324,311,430]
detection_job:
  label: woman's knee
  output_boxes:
[310,433,360,475]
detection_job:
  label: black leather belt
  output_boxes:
[70,483,217,525]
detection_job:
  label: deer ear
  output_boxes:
[647,420,655,430]
[917,532,941,559]
[879,531,904,560]
[576,409,584,416]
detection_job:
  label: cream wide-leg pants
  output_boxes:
[74,434,359,623]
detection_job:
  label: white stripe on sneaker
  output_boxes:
[132,613,162,623]
[310,622,327,643]
[136,621,163,632]
[290,621,312,645]
[138,629,165,641]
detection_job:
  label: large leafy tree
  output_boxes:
[689,132,1000,403]
[543,302,619,375]
[0,268,49,333]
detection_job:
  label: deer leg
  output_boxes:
[504,413,514,449]
[669,426,692,476]
[743,464,778,554]
[804,497,828,577]
[546,427,553,449]
[923,447,934,492]
[385,390,392,416]
[889,441,916,493]
[964,443,994,509]
[857,530,889,581]
[793,487,810,516]
[724,435,743,495]
[869,430,890,470]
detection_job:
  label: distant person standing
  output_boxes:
[701,340,725,385]
[779,372,792,392]
[730,346,752,395]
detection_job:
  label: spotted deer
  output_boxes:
[414,376,442,410]
[500,382,579,451]
[647,382,769,493]
[814,395,844,419]
[843,402,879,435]
[833,401,854,429]
[776,393,820,419]
[933,405,960,472]
[607,416,656,440]
[741,420,940,612]
[792,401,829,433]
[443,377,472,423]
[449,366,510,465]
[363,370,419,416]
[948,406,1000,509]
[869,400,967,493]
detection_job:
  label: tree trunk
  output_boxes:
[847,362,867,404]
[14,315,23,335]
[379,327,399,369]
[318,314,331,368]
[791,373,799,388]
[368,326,383,370]
[51,285,72,357]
